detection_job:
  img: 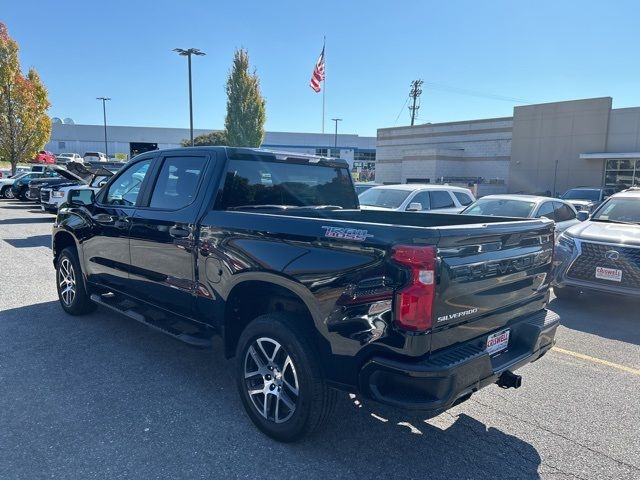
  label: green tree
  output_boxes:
[224,48,266,147]
[181,130,227,147]
[0,23,51,174]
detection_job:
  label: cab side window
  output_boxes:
[149,156,206,210]
[104,159,152,206]
[536,202,555,220]
[553,202,576,222]
[429,190,456,209]
[454,191,474,206]
[407,191,431,211]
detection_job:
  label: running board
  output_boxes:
[90,293,213,348]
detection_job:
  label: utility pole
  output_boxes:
[96,97,111,157]
[174,48,206,146]
[408,80,423,126]
[331,118,342,152]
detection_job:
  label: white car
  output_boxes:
[461,194,581,234]
[56,153,84,165]
[40,166,112,213]
[358,184,475,214]
[83,151,108,163]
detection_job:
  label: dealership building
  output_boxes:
[376,97,640,194]
[44,123,376,171]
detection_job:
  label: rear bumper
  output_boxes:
[358,309,559,412]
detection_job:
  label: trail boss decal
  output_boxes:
[322,226,373,241]
[437,308,479,323]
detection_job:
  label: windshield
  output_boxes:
[462,198,536,218]
[591,198,640,224]
[358,188,411,208]
[562,188,601,201]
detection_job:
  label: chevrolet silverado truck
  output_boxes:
[52,147,559,441]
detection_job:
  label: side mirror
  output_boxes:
[69,189,95,207]
[576,210,589,222]
[406,202,423,212]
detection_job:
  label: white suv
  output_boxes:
[83,151,108,163]
[358,184,475,214]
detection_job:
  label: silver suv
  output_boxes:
[553,188,640,299]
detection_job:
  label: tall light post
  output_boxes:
[331,118,342,154]
[173,48,206,146]
[96,97,111,157]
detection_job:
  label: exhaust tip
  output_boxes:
[497,370,522,389]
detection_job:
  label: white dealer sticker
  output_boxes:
[486,329,510,356]
[595,266,622,282]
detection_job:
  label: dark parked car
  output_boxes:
[52,147,559,441]
[10,170,60,200]
[26,163,93,203]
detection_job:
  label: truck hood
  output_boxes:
[566,220,640,247]
[29,178,84,188]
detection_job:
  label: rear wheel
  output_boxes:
[56,247,97,315]
[0,186,10,199]
[553,285,580,300]
[235,313,336,442]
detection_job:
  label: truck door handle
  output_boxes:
[169,226,190,238]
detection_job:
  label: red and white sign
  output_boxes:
[595,266,622,282]
[486,329,510,356]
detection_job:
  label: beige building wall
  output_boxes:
[509,97,612,195]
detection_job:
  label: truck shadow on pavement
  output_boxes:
[0,300,543,480]
[549,294,640,346]
[3,234,51,248]
[0,216,55,225]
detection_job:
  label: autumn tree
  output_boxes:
[224,48,266,147]
[180,130,227,147]
[0,22,51,174]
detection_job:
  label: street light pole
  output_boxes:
[331,118,342,153]
[96,97,111,157]
[174,48,206,146]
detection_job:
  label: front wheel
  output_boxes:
[56,247,97,315]
[235,314,336,442]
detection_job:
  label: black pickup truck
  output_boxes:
[52,147,559,441]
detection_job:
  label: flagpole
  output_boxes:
[322,36,326,134]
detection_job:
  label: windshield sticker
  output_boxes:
[322,226,373,241]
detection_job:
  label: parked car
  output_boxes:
[0,172,28,199]
[9,170,59,200]
[26,164,90,203]
[359,184,475,214]
[83,151,108,163]
[40,165,113,213]
[553,188,640,299]
[561,186,616,213]
[56,153,84,165]
[31,150,57,164]
[0,168,11,179]
[53,147,559,442]
[354,182,381,195]
[461,195,581,234]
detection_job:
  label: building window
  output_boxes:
[354,151,376,163]
[605,158,639,189]
[58,141,66,149]
[330,148,340,158]
[315,148,329,157]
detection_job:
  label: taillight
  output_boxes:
[392,245,437,332]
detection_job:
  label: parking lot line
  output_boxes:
[552,347,640,376]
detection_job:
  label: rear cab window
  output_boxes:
[429,190,456,209]
[453,191,474,206]
[218,157,358,210]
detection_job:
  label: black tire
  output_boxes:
[553,285,580,300]
[0,186,8,199]
[235,313,336,442]
[56,247,97,315]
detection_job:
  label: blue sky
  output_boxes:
[3,0,639,136]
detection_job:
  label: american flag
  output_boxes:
[309,46,325,93]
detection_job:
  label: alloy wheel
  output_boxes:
[5,188,14,199]
[244,337,299,424]
[58,258,76,306]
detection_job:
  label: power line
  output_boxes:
[394,95,410,124]
[422,82,532,104]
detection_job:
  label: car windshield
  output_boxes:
[462,198,537,217]
[562,188,600,201]
[358,188,411,208]
[591,198,640,224]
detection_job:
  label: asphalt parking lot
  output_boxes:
[1,201,639,480]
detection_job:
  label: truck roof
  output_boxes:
[131,146,349,169]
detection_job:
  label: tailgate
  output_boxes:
[431,219,554,352]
